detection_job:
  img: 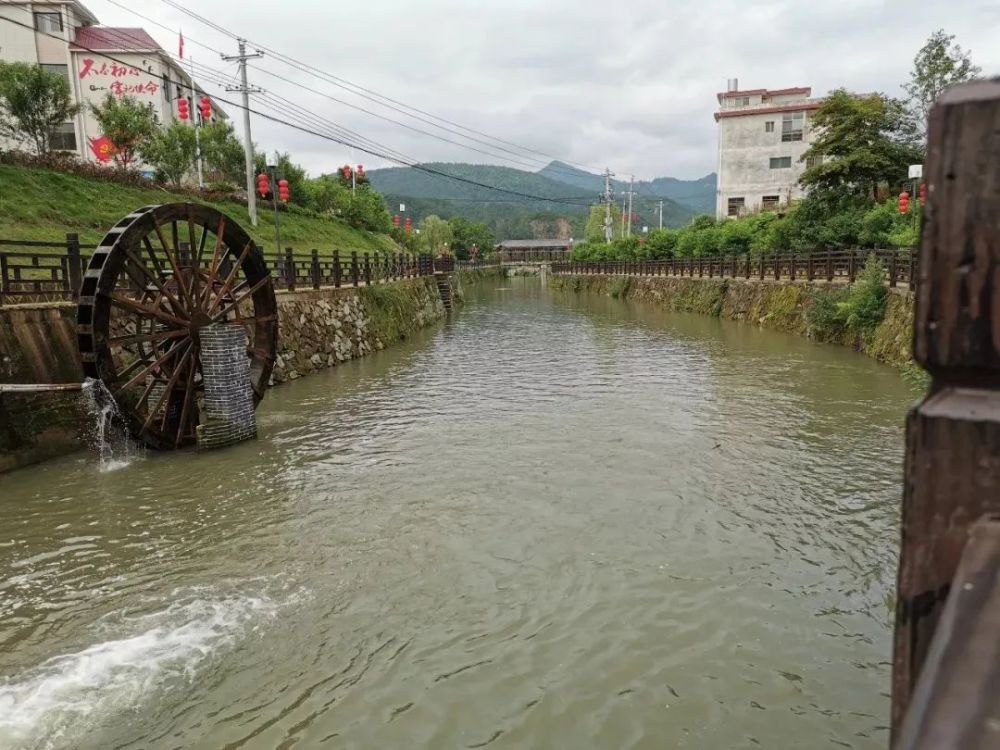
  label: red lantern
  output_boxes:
[277,178,290,202]
[256,173,270,197]
[356,164,365,177]
[177,97,189,121]
[898,191,910,214]
[404,216,413,234]
[918,182,927,206]
[341,165,352,179]
[199,96,212,121]
[392,214,400,228]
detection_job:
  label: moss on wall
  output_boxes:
[551,274,915,369]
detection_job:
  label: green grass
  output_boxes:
[0,163,397,256]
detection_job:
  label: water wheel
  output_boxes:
[76,204,277,450]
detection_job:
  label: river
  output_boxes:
[0,277,915,749]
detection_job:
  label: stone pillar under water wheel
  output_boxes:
[197,324,258,450]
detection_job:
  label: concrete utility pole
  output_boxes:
[658,200,663,230]
[603,167,614,243]
[626,176,635,237]
[621,192,628,239]
[222,39,264,226]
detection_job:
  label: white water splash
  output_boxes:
[0,592,282,750]
[78,378,135,471]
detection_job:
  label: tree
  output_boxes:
[448,217,495,259]
[140,121,197,187]
[418,215,453,254]
[799,89,921,202]
[0,62,80,155]
[200,120,245,185]
[90,94,157,170]
[584,203,621,243]
[905,30,981,141]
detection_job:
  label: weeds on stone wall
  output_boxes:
[358,282,428,344]
[806,255,888,343]
[609,277,632,299]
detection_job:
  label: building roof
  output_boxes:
[70,27,162,52]
[717,86,812,102]
[714,100,823,122]
[497,239,573,249]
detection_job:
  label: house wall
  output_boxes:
[716,109,815,217]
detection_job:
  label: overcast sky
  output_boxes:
[86,0,1000,181]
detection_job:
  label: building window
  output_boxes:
[41,64,69,82]
[769,157,792,169]
[49,122,77,152]
[735,96,750,107]
[764,121,775,133]
[781,111,804,142]
[762,195,780,211]
[33,12,63,33]
[805,154,823,170]
[727,197,745,217]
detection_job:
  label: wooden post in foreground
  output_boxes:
[892,79,1000,743]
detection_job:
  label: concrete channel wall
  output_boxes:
[0,275,452,473]
[549,274,915,369]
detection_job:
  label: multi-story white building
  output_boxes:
[714,80,822,219]
[0,1,224,170]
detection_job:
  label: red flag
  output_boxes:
[178,30,185,59]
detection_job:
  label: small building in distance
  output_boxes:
[714,79,823,219]
[0,1,224,170]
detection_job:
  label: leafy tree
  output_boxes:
[418,215,453,254]
[448,216,495,259]
[645,229,679,259]
[90,94,157,170]
[0,62,80,155]
[200,120,245,185]
[584,203,622,243]
[905,30,981,141]
[342,188,391,233]
[139,121,197,187]
[800,89,921,201]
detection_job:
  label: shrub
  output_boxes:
[841,254,888,338]
[609,277,631,298]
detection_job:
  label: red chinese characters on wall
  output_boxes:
[79,57,159,97]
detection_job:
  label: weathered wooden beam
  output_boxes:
[895,519,1000,749]
[893,78,1000,738]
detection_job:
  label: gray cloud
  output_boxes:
[88,0,998,180]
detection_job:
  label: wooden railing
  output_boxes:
[0,237,448,305]
[551,248,918,289]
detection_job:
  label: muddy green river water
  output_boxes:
[0,278,915,749]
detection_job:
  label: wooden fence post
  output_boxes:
[908,250,917,292]
[826,247,834,282]
[310,249,321,289]
[848,250,857,283]
[363,252,372,285]
[333,250,342,287]
[889,250,898,287]
[891,80,1000,744]
[66,232,82,299]
[350,251,360,286]
[284,247,295,291]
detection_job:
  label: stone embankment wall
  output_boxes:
[550,274,915,368]
[0,276,450,472]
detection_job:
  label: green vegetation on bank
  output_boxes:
[0,162,397,254]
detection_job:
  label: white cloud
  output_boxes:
[86,0,999,180]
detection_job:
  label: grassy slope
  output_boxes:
[0,164,397,255]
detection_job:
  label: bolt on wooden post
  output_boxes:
[891,80,1000,745]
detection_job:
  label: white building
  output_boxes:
[0,1,224,170]
[714,80,822,219]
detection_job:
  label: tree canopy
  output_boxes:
[90,94,158,170]
[448,217,495,259]
[904,29,981,141]
[418,215,453,254]
[140,121,197,187]
[0,62,80,155]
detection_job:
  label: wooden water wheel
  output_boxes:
[76,203,277,450]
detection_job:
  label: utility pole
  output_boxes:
[626,176,635,237]
[621,192,628,239]
[222,39,263,226]
[603,168,614,243]
[658,200,663,230]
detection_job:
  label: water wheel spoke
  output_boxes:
[112,293,189,328]
[200,216,227,308]
[153,219,195,312]
[141,236,167,281]
[109,328,188,348]
[175,349,198,447]
[116,337,190,394]
[211,276,270,322]
[187,209,201,306]
[207,242,253,316]
[144,343,193,432]
[122,249,184,313]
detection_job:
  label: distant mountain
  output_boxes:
[539,161,717,216]
[366,162,696,241]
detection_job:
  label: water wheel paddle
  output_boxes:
[76,204,277,450]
